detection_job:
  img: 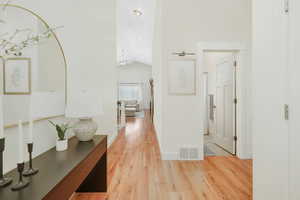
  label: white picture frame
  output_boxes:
[168,59,196,95]
[3,57,31,95]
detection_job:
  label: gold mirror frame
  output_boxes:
[1,4,68,129]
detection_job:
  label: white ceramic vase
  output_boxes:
[73,118,98,142]
[56,139,68,151]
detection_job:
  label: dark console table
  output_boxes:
[0,135,107,200]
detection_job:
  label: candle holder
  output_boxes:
[23,143,39,176]
[11,163,29,191]
[0,138,13,188]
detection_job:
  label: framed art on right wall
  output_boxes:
[168,59,196,95]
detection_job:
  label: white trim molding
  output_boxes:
[197,42,252,159]
[161,152,179,160]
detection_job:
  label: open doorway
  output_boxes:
[118,82,147,118]
[116,0,155,125]
[203,51,238,157]
[198,42,249,159]
[117,62,152,121]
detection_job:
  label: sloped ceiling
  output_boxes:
[117,0,156,66]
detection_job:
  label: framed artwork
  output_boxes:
[168,59,196,95]
[3,57,31,95]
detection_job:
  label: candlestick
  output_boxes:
[18,120,24,164]
[28,95,33,143]
[0,138,12,187]
[11,163,29,191]
[23,143,38,176]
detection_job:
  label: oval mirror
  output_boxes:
[0,4,67,127]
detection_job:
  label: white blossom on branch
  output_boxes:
[0,2,63,58]
[0,26,62,57]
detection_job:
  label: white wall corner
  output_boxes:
[237,139,253,160]
[97,131,118,147]
[111,131,119,146]
[237,149,252,160]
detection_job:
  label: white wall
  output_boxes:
[153,0,251,160]
[152,0,163,149]
[3,0,117,173]
[117,62,152,109]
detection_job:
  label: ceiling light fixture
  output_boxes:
[133,9,143,16]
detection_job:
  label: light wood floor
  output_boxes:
[74,111,252,200]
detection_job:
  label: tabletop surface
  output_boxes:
[0,136,106,200]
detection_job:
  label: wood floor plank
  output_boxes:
[71,193,107,200]
[74,111,252,200]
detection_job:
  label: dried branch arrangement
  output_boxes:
[0,27,62,57]
[0,0,61,58]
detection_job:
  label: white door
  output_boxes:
[288,0,300,199]
[215,55,235,154]
[252,0,289,199]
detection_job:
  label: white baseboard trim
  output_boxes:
[161,152,178,160]
[237,152,252,160]
[161,151,204,161]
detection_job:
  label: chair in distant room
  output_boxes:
[124,100,140,117]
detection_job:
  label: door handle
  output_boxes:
[284,104,289,120]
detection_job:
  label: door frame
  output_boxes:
[197,42,250,159]
[203,72,209,135]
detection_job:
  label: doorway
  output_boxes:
[198,42,250,160]
[203,51,237,156]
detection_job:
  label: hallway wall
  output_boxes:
[153,0,252,160]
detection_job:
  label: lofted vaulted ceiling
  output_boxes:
[117,0,156,66]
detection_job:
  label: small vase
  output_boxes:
[56,139,68,151]
[73,118,98,142]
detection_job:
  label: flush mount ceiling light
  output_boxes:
[133,9,143,16]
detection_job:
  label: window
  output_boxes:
[118,84,142,101]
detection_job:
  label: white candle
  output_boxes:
[0,95,4,139]
[18,120,24,164]
[28,96,33,143]
[28,120,33,143]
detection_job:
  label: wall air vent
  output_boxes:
[179,147,199,160]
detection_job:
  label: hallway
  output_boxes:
[75,111,252,200]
